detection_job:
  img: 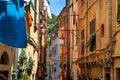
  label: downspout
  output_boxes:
[86,0,88,59]
[85,0,89,78]
[67,5,70,79]
[106,0,112,63]
[38,0,43,79]
[105,0,112,80]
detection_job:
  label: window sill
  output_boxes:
[80,55,85,58]
[89,50,96,54]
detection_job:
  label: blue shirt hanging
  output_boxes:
[0,0,27,48]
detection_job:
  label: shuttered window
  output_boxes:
[89,18,96,51]
[81,29,84,55]
[81,41,84,55]
[90,18,95,35]
[117,0,120,24]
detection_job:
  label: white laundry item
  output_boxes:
[23,0,30,3]
[44,0,52,19]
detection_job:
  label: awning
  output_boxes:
[86,33,95,48]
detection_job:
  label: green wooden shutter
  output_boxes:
[92,18,95,33]
[34,0,37,32]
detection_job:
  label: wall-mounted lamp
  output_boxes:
[59,36,65,46]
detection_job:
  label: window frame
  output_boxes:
[81,29,84,55]
[89,18,96,51]
[101,24,104,37]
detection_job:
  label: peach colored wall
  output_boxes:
[0,43,14,79]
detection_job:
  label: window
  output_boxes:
[86,18,96,51]
[81,0,84,2]
[89,35,96,51]
[81,29,84,55]
[117,0,120,24]
[64,16,66,25]
[64,15,68,25]
[90,19,95,35]
[116,68,120,80]
[81,29,84,40]
[54,67,56,72]
[81,41,84,55]
[72,31,74,49]
[101,24,104,37]
[73,12,76,25]
[90,18,96,51]
[76,22,78,44]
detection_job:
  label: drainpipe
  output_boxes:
[105,0,112,80]
[85,0,89,79]
[67,5,70,80]
[85,0,88,59]
[106,0,112,63]
[38,0,43,79]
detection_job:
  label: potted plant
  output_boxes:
[26,56,35,75]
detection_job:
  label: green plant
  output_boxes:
[17,49,28,79]
[26,56,35,75]
[19,72,29,80]
[46,14,57,42]
[19,49,27,65]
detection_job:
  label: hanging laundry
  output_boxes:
[0,0,27,48]
[44,0,52,19]
[26,11,33,27]
[23,0,30,3]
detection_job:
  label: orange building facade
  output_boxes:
[57,6,70,80]
[77,0,120,80]
[54,0,120,80]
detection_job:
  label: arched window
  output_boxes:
[0,52,9,65]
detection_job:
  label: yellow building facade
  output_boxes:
[0,0,40,80]
[76,0,120,80]
[69,0,80,80]
[18,0,40,80]
[112,0,120,80]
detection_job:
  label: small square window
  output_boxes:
[101,24,104,37]
[81,29,84,40]
[81,41,84,55]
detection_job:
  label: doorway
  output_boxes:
[105,73,110,80]
[116,68,120,80]
[0,71,8,79]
